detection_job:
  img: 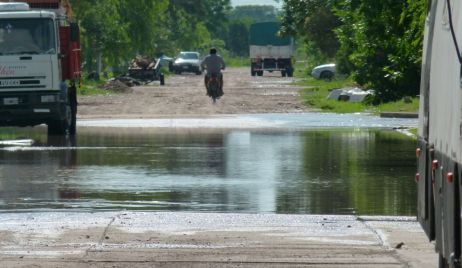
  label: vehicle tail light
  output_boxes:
[415,173,420,183]
[447,173,454,183]
[432,160,439,171]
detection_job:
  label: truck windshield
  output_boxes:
[0,18,56,55]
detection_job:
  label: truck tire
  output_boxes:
[70,104,77,135]
[48,104,72,136]
[251,70,256,76]
[257,71,263,76]
[160,74,165,85]
[287,67,294,77]
[439,253,449,268]
[281,71,287,77]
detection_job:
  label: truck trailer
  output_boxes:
[0,0,80,135]
[249,22,294,77]
[417,0,462,267]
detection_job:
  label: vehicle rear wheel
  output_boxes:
[251,70,256,76]
[257,71,263,76]
[320,71,334,81]
[281,71,287,77]
[209,80,220,103]
[159,74,165,85]
[287,67,294,77]
[439,253,449,268]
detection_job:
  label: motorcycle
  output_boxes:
[206,73,222,103]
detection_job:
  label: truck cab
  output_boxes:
[0,1,80,135]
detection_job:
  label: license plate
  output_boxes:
[3,97,18,105]
[0,80,20,87]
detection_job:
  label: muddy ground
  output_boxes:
[77,67,311,119]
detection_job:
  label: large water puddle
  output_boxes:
[0,114,417,215]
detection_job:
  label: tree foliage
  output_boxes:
[225,5,280,57]
[280,0,340,59]
[70,0,231,73]
[230,5,278,23]
[280,0,427,103]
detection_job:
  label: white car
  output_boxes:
[172,52,202,75]
[311,63,336,80]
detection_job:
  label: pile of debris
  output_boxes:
[103,55,165,89]
[99,79,133,93]
[327,87,374,102]
[130,55,156,70]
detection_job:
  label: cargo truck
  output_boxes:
[249,22,294,77]
[0,0,80,135]
[416,0,462,267]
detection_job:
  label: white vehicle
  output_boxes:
[0,1,80,135]
[311,63,336,80]
[172,51,202,75]
[416,1,462,267]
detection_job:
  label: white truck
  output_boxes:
[416,0,462,267]
[0,0,80,135]
[249,22,295,77]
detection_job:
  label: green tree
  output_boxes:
[280,0,427,103]
[70,0,130,73]
[118,0,169,55]
[280,0,340,59]
[230,5,278,23]
[226,19,250,57]
[335,0,426,102]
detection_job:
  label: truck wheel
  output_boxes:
[287,67,294,77]
[48,104,72,136]
[281,71,287,77]
[251,70,256,76]
[69,85,77,136]
[439,253,449,268]
[257,71,263,76]
[69,104,77,136]
[160,74,165,85]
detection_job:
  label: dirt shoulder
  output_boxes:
[77,67,311,119]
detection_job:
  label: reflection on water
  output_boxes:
[0,128,416,215]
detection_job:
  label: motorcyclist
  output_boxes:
[201,48,226,97]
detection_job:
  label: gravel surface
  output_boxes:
[0,212,437,267]
[77,67,311,119]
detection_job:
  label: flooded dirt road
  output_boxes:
[77,67,310,119]
[0,69,435,267]
[0,114,417,214]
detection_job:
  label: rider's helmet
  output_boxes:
[210,48,217,55]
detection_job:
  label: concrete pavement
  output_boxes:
[0,212,437,267]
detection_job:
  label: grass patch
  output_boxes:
[299,76,419,114]
[78,79,109,96]
[376,98,419,113]
[300,77,367,113]
[224,56,250,67]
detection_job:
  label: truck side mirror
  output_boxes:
[70,23,79,42]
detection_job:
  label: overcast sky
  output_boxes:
[231,0,282,8]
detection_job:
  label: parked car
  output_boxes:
[172,52,202,75]
[311,63,336,80]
